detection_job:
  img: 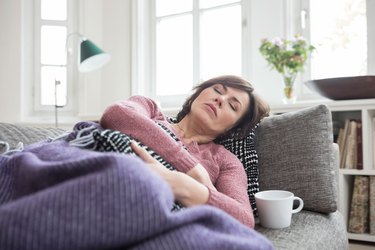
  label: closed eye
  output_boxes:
[213,86,222,94]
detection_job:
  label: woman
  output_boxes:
[100,75,269,228]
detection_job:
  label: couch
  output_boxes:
[0,104,348,249]
[254,104,348,249]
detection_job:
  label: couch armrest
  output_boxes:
[0,123,65,153]
[255,104,338,214]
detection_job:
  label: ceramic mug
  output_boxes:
[255,190,304,229]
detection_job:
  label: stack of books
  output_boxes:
[337,119,362,169]
[348,176,375,235]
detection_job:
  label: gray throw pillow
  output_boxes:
[255,104,338,214]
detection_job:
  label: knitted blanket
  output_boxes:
[0,140,273,250]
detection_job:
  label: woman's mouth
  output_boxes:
[205,103,217,117]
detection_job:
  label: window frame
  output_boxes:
[297,0,375,99]
[32,0,78,115]
[132,0,243,110]
[132,0,375,108]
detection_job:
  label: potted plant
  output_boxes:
[259,35,315,103]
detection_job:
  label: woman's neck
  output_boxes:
[174,117,216,144]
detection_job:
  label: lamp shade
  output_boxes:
[79,39,111,72]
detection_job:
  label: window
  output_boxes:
[135,0,375,106]
[151,0,242,107]
[34,0,77,112]
[308,0,367,79]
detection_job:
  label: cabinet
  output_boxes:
[271,98,375,243]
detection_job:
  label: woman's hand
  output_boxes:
[130,141,171,178]
[186,164,216,191]
[130,141,210,206]
[130,141,214,189]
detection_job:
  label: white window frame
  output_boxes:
[296,0,375,99]
[23,0,78,120]
[132,0,375,106]
[132,0,244,110]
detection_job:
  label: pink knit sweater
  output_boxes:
[99,95,254,228]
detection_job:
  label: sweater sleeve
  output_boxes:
[99,95,198,172]
[206,149,254,228]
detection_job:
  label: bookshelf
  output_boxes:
[271,98,375,243]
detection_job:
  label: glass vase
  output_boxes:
[282,75,297,104]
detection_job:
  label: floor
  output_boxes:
[349,241,375,250]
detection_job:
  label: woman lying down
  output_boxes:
[0,75,273,250]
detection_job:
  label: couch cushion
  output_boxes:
[255,104,338,213]
[255,210,348,250]
[0,123,65,153]
[219,128,259,215]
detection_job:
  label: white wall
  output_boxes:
[0,0,132,125]
[77,0,132,120]
[246,0,288,105]
[0,0,22,123]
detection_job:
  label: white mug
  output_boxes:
[255,190,304,229]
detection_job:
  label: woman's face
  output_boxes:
[190,84,250,135]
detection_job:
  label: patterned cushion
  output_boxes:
[218,128,259,216]
[92,129,176,171]
[255,104,338,214]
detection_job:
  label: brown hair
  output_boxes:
[176,75,270,141]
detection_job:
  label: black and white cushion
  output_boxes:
[218,127,259,216]
[90,128,184,211]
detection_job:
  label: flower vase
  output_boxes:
[282,75,297,104]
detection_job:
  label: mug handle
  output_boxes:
[292,197,304,214]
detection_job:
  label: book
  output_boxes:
[337,127,344,148]
[339,119,350,169]
[348,175,369,234]
[373,117,375,169]
[356,121,363,170]
[370,176,375,235]
[344,120,358,169]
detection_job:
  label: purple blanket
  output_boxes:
[0,140,273,250]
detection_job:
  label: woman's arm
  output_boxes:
[100,95,198,172]
[131,141,254,228]
[131,141,210,206]
[205,151,254,228]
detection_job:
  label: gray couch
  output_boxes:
[255,104,348,249]
[0,104,348,249]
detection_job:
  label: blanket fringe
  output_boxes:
[50,131,72,142]
[68,125,98,149]
[0,141,24,156]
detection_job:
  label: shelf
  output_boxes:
[348,233,375,242]
[270,98,375,113]
[340,169,375,175]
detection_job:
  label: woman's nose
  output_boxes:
[215,95,226,107]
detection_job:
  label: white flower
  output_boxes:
[272,37,284,47]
